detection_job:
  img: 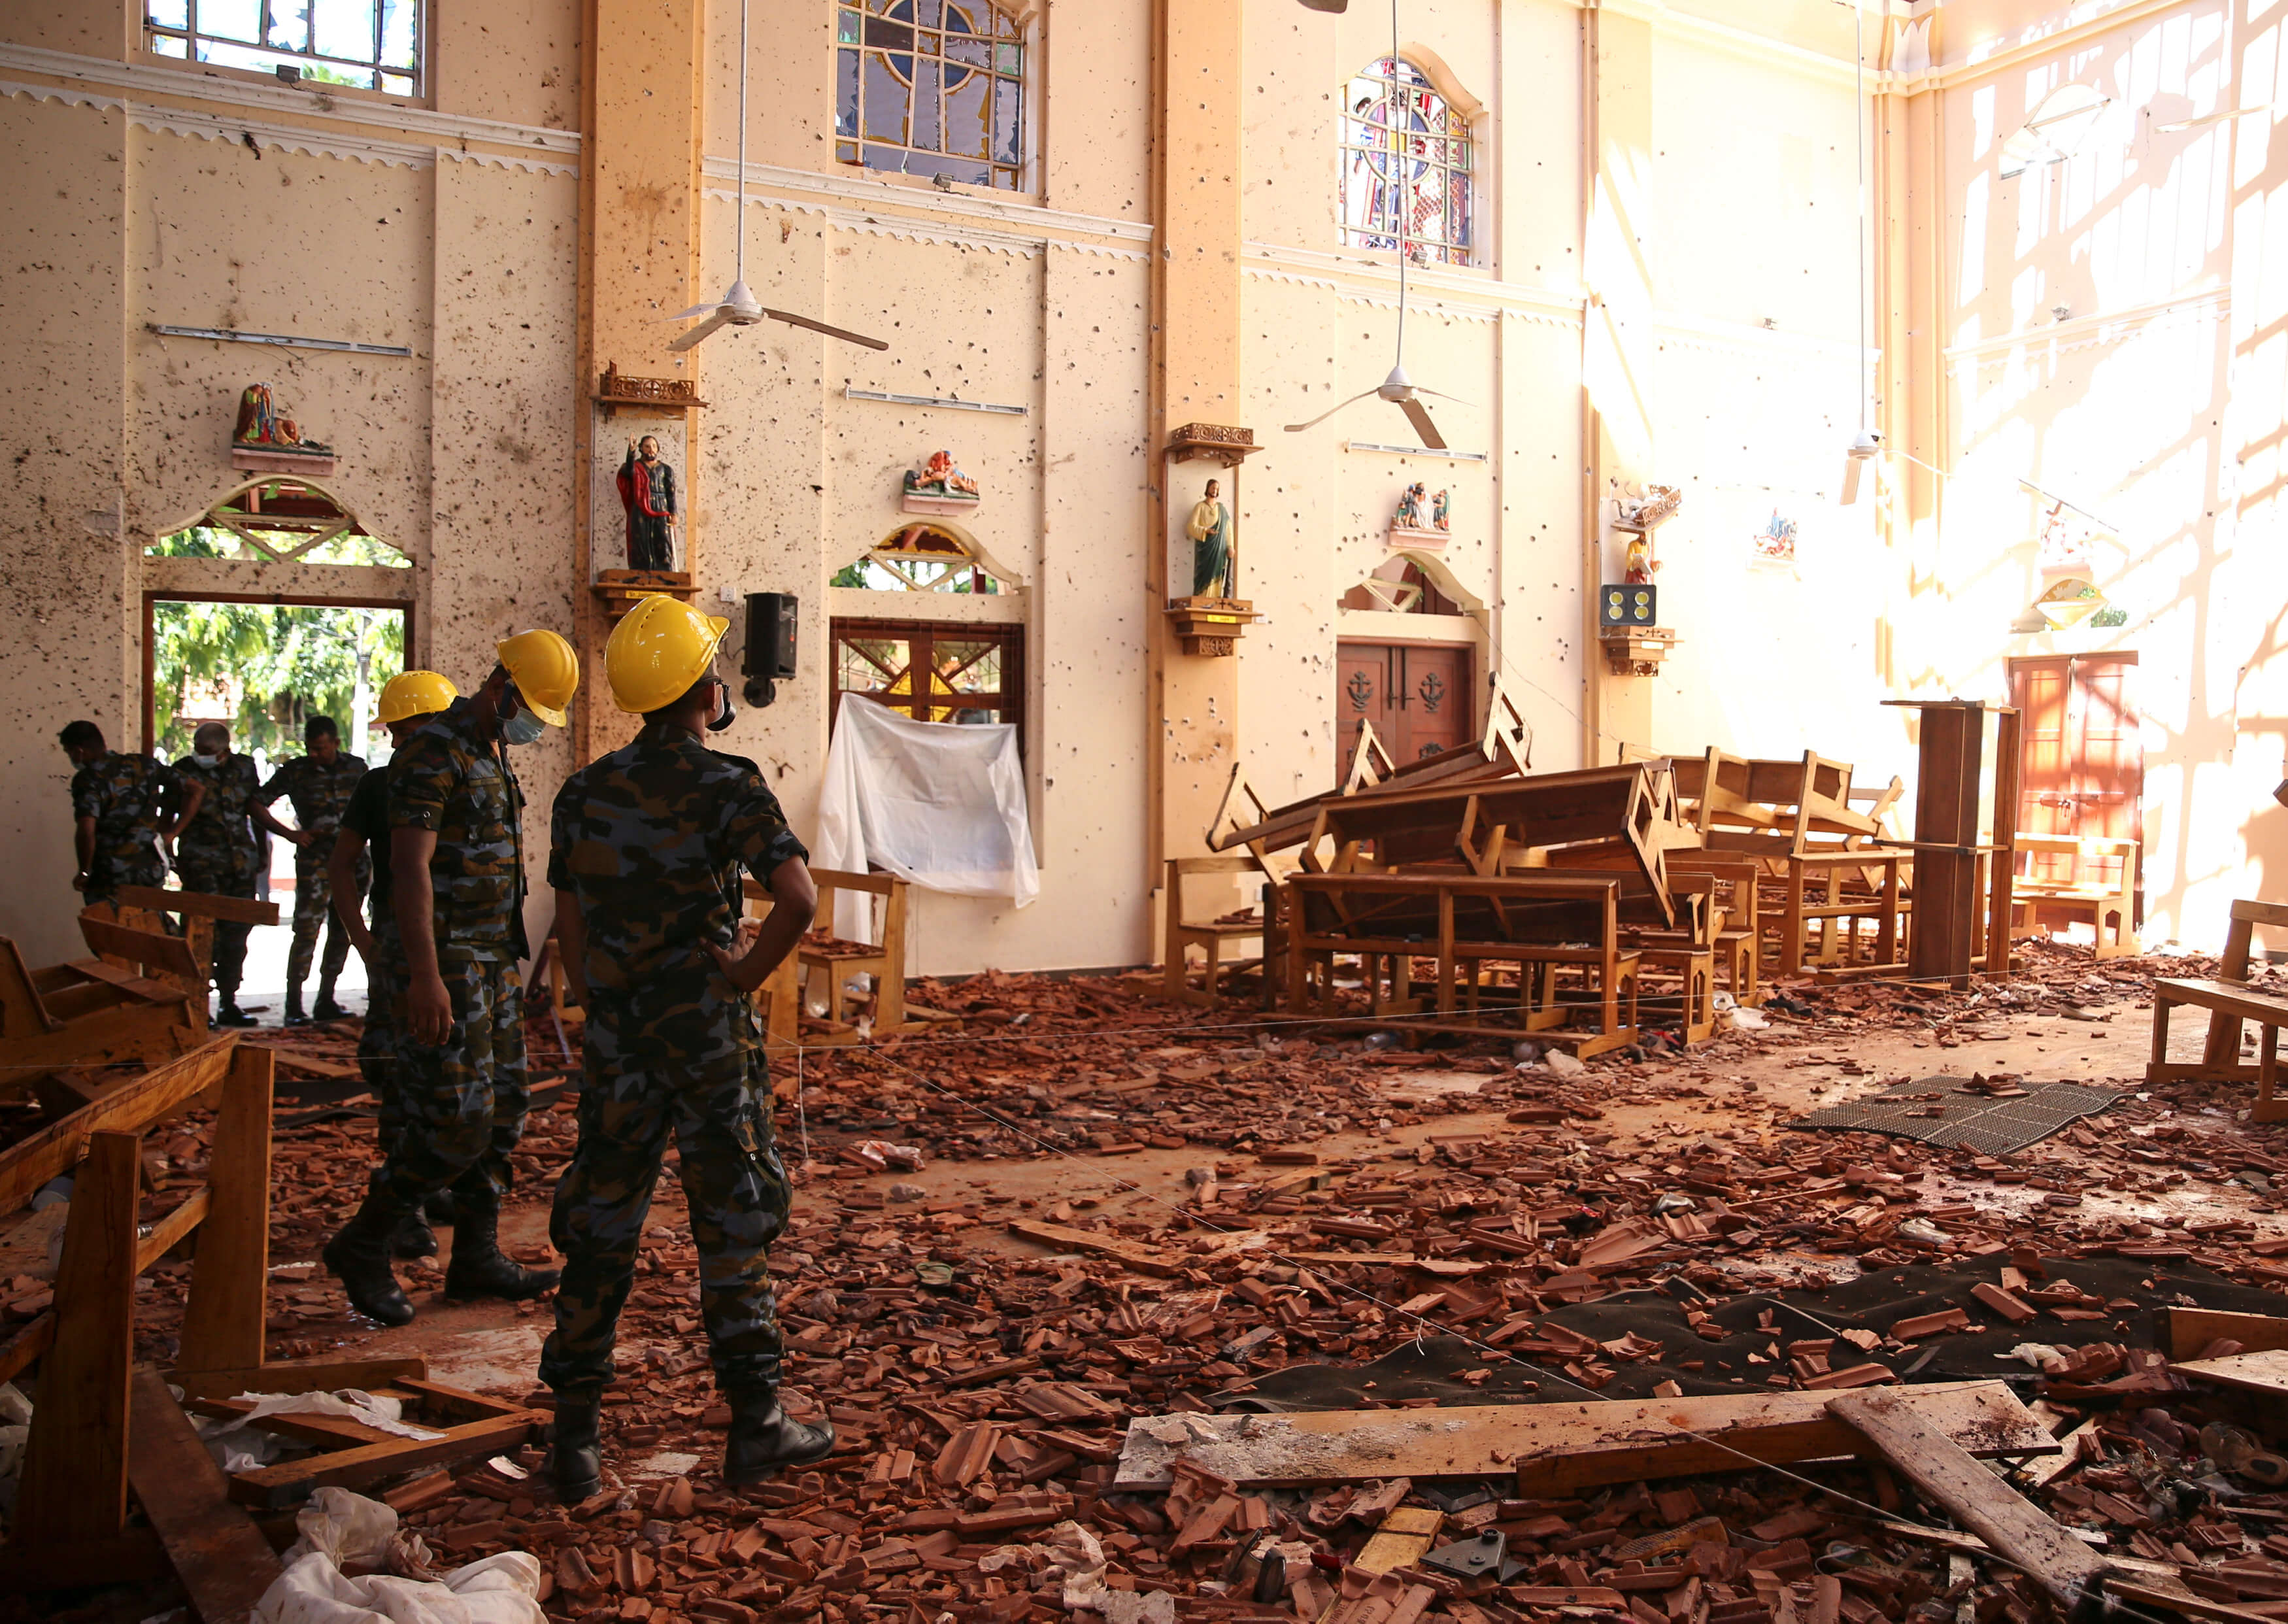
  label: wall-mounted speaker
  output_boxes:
[743,592,797,706]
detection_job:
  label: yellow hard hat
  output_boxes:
[374,669,459,726]
[605,593,730,713]
[496,629,580,726]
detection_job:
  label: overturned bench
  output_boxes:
[2148,898,2288,1121]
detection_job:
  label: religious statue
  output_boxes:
[617,435,679,572]
[232,383,331,455]
[1187,477,1233,598]
[1624,532,1658,585]
[1393,482,1430,532]
[904,449,980,501]
[1431,489,1451,532]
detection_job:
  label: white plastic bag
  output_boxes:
[814,695,1039,939]
[254,1489,545,1624]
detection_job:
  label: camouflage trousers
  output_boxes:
[288,849,367,992]
[540,1022,789,1399]
[361,930,408,1161]
[175,849,258,996]
[375,955,529,1212]
[87,847,167,907]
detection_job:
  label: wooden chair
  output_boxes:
[740,877,815,1059]
[796,869,929,1043]
[2148,899,2288,1119]
[1164,856,1275,1008]
[0,933,205,1091]
[2011,832,2139,958]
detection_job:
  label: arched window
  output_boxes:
[835,1,1028,190]
[1340,58,1472,265]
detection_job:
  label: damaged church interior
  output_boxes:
[21,0,2288,1620]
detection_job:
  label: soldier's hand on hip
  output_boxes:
[407,972,453,1045]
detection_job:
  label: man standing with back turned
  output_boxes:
[259,715,367,1024]
[541,594,832,1498]
[321,631,579,1326]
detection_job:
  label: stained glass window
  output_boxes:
[835,1,1027,190]
[1340,58,1472,265]
[146,0,421,95]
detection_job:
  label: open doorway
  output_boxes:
[143,588,411,1016]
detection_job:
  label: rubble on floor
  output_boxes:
[25,943,2288,1624]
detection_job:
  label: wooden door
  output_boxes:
[1334,642,1472,782]
[2007,654,2142,901]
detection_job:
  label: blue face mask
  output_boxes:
[499,682,548,747]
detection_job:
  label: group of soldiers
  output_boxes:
[61,711,374,1026]
[54,594,834,1495]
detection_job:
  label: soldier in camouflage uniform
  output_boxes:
[172,721,278,1028]
[540,594,832,1500]
[258,716,368,1024]
[59,720,185,904]
[322,631,579,1328]
[331,671,459,1259]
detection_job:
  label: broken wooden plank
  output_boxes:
[1828,1387,2104,1616]
[2164,1308,2288,1361]
[2108,1579,2288,1624]
[1113,1380,2055,1491]
[2172,1349,2288,1396]
[114,885,282,928]
[128,1366,284,1624]
[1355,1506,1444,1574]
[227,1409,545,1509]
[1006,1218,1185,1276]
[0,1037,237,1215]
[169,1353,428,1404]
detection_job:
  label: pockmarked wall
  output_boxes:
[1899,0,2288,951]
[0,0,580,966]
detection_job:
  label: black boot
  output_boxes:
[549,1395,603,1502]
[444,1197,560,1302]
[322,1194,416,1326]
[284,987,309,1026]
[214,998,257,1029]
[393,1208,438,1260]
[312,982,348,1022]
[722,1385,837,1486]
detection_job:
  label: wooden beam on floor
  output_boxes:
[127,1366,284,1624]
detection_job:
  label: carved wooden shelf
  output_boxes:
[1387,524,1447,552]
[1167,424,1261,467]
[594,365,706,418]
[1166,595,1258,657]
[592,569,696,624]
[1600,624,1677,677]
[231,447,337,476]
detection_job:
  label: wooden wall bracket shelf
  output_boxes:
[230,447,337,476]
[1166,595,1258,657]
[592,568,696,623]
[1167,423,1262,467]
[1387,524,1447,552]
[1600,625,1677,677]
[594,365,706,418]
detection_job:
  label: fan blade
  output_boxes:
[762,307,890,351]
[1400,396,1448,450]
[1413,386,1473,407]
[1297,0,1348,10]
[666,308,735,354]
[1841,453,1864,505]
[1283,388,1379,434]
[664,299,724,323]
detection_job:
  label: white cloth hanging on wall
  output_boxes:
[813,696,1039,939]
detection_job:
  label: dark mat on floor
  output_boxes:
[1786,1075,2124,1153]
[1207,1256,2288,1408]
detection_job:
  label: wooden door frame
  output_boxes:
[141,590,416,755]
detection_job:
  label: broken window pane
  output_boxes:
[1339,57,1472,265]
[201,0,263,44]
[154,0,420,95]
[834,0,1028,188]
[313,0,375,64]
[148,0,190,28]
[267,0,312,54]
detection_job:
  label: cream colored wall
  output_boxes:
[0,3,580,966]
[1898,0,2287,949]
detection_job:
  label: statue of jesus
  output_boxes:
[617,435,679,572]
[1186,478,1232,598]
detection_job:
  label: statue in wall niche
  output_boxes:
[1393,482,1430,532]
[1624,532,1658,585]
[617,434,679,572]
[1431,489,1450,532]
[1187,477,1234,598]
[904,449,980,501]
[232,383,331,456]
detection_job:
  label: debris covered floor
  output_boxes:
[24,944,2288,1624]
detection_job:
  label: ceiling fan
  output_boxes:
[667,0,888,355]
[1282,0,1467,450]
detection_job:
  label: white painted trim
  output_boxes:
[1243,241,1585,328]
[1942,287,2229,364]
[0,41,579,157]
[1916,0,2196,93]
[702,154,1151,246]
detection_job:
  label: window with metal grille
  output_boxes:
[835,1,1026,190]
[146,0,422,96]
[831,620,1024,737]
[1340,57,1472,265]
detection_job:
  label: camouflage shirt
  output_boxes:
[258,750,368,849]
[548,725,808,1030]
[70,751,181,888]
[388,698,527,964]
[172,753,263,877]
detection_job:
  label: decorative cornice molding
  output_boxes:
[0,41,579,158]
[1243,242,1585,328]
[1945,288,2229,367]
[701,182,1058,258]
[701,155,1152,251]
